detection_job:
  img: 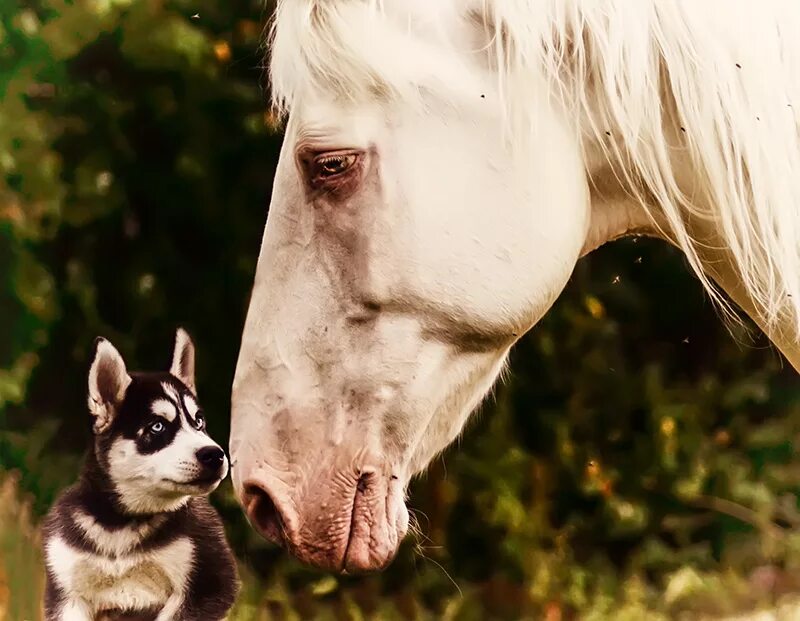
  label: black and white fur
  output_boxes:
[42,329,238,621]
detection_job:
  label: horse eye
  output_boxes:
[313,153,357,178]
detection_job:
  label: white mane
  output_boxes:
[268,0,800,340]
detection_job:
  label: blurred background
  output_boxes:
[3,1,800,620]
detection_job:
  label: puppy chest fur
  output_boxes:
[46,534,193,612]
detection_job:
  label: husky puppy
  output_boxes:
[42,329,238,621]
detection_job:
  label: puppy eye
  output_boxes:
[195,414,205,430]
[148,421,165,434]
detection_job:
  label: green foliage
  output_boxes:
[2,1,800,619]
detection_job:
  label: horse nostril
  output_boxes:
[243,483,286,546]
[196,446,225,469]
[356,471,373,494]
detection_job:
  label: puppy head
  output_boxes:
[88,329,228,514]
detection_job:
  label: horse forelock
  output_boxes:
[267,0,483,118]
[267,0,800,342]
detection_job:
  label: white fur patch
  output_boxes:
[182,393,199,422]
[46,534,194,616]
[59,598,93,620]
[73,511,167,557]
[150,398,178,422]
[154,591,184,621]
[161,382,182,409]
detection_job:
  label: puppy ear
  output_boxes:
[88,338,131,434]
[170,327,196,393]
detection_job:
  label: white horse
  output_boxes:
[229,0,800,573]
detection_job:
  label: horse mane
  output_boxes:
[268,0,800,340]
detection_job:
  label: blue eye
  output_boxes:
[149,421,165,434]
[195,414,205,430]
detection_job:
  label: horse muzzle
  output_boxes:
[240,460,409,573]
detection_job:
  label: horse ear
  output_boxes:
[88,338,131,434]
[170,327,196,394]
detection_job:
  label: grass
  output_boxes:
[0,471,44,621]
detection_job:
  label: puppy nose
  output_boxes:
[196,446,225,469]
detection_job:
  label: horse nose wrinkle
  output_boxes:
[347,314,376,326]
